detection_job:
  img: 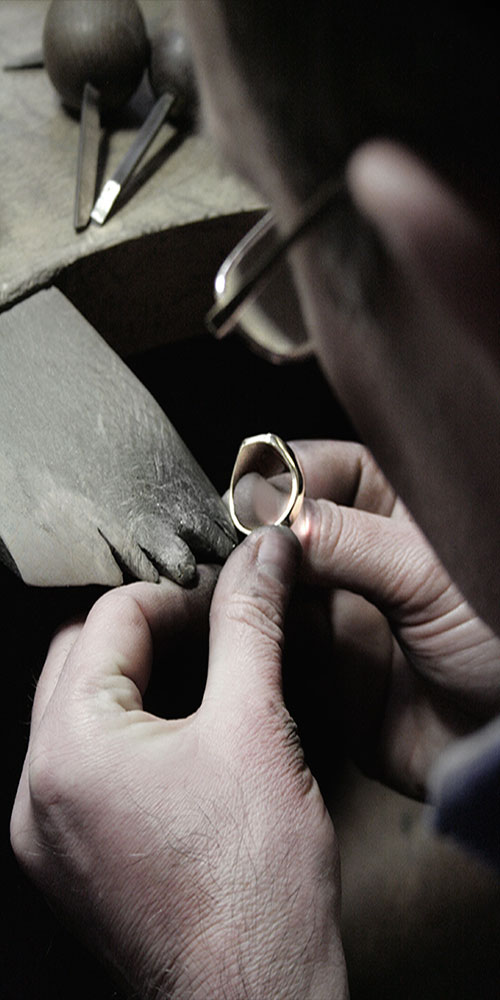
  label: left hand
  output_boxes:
[11,530,347,1000]
[290,439,500,799]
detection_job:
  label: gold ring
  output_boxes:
[229,432,305,536]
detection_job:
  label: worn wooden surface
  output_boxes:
[0,287,236,586]
[0,0,262,318]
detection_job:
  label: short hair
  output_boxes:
[218,3,498,206]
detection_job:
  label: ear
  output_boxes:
[347,140,498,341]
[343,141,500,635]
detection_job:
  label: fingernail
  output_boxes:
[255,526,299,586]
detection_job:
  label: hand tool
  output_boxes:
[42,0,149,231]
[3,51,44,70]
[91,25,198,225]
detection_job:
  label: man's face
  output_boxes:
[183,1,500,641]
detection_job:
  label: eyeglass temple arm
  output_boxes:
[206,176,346,339]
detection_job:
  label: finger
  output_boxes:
[202,526,301,715]
[289,439,399,515]
[12,619,85,843]
[135,518,197,586]
[39,567,217,723]
[30,620,85,731]
[328,589,394,763]
[294,497,439,618]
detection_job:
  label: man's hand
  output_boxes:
[11,529,347,1000]
[291,439,500,799]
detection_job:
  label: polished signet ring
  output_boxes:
[229,432,305,536]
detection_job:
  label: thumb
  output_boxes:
[202,526,301,718]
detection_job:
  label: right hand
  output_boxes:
[290,439,500,799]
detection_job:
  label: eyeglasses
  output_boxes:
[206,174,346,364]
[228,432,305,535]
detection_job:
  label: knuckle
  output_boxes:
[304,498,344,564]
[10,797,32,867]
[27,731,95,824]
[27,744,74,817]
[86,588,151,654]
[10,812,42,878]
[212,589,285,648]
[357,445,378,488]
[90,587,142,625]
[358,447,396,514]
[10,746,76,874]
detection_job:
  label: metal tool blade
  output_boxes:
[91,90,175,225]
[74,82,101,232]
[3,50,44,70]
